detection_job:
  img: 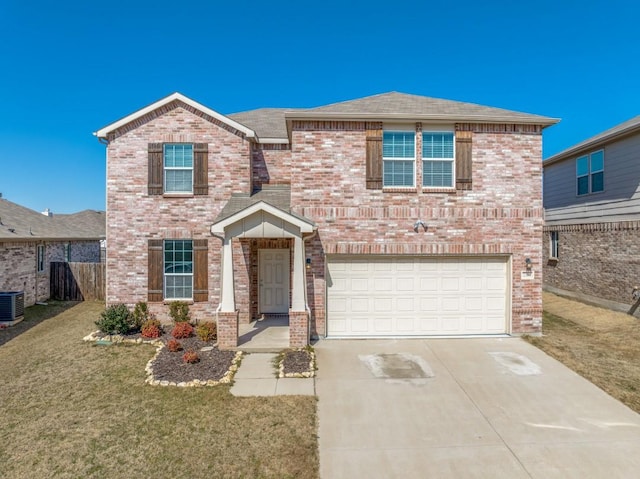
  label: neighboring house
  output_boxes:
[543,115,640,310]
[0,198,105,307]
[95,92,557,349]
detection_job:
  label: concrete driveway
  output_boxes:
[315,338,640,478]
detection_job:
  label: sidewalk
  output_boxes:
[230,353,315,397]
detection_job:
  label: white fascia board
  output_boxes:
[211,201,315,235]
[94,92,257,139]
[256,137,290,144]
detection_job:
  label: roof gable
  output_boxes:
[94,92,257,140]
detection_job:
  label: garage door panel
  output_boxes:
[327,256,508,337]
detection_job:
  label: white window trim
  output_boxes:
[163,240,194,300]
[422,130,455,189]
[576,150,604,196]
[382,130,416,188]
[549,231,559,259]
[164,144,194,194]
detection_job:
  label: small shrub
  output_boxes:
[183,350,200,364]
[172,322,194,339]
[196,322,217,342]
[167,339,182,352]
[95,304,132,335]
[141,319,162,339]
[168,301,190,323]
[131,302,153,330]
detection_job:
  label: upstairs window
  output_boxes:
[164,240,193,300]
[576,150,604,195]
[164,144,193,193]
[423,132,454,187]
[383,131,415,187]
[549,231,559,259]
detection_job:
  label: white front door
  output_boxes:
[259,249,290,313]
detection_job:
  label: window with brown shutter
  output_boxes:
[455,131,473,190]
[193,143,208,196]
[193,239,208,302]
[148,143,164,195]
[366,122,383,189]
[148,239,163,302]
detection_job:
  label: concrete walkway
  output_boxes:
[315,337,640,479]
[230,353,315,397]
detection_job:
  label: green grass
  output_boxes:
[0,301,318,479]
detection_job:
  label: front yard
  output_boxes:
[0,301,318,479]
[525,300,640,414]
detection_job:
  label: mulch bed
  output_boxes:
[278,348,315,378]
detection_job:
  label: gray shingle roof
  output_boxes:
[0,199,105,241]
[545,115,640,165]
[228,92,558,140]
[214,185,313,226]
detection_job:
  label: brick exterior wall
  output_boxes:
[543,221,640,306]
[0,240,101,307]
[105,103,545,342]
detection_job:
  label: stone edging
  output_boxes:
[83,330,243,387]
[277,348,316,378]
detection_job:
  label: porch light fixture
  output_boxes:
[525,258,532,270]
[413,220,427,232]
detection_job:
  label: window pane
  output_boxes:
[164,240,193,299]
[590,151,604,172]
[383,132,415,158]
[165,170,193,193]
[577,176,589,195]
[164,144,193,168]
[576,156,589,176]
[423,133,454,159]
[383,160,414,187]
[591,171,604,192]
[423,160,453,187]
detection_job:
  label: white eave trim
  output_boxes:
[211,201,315,235]
[256,137,290,144]
[93,92,257,139]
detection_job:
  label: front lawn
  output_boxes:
[525,309,640,414]
[0,301,318,479]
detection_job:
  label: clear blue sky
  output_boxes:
[1,0,639,213]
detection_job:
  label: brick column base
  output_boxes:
[217,311,239,350]
[289,310,309,348]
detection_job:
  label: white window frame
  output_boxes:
[549,231,559,259]
[37,244,45,273]
[164,144,194,194]
[422,131,455,188]
[163,240,194,300]
[576,149,604,196]
[382,130,416,188]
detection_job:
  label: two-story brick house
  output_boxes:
[95,92,557,349]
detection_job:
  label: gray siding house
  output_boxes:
[543,115,640,309]
[0,198,106,307]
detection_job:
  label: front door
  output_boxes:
[259,249,290,313]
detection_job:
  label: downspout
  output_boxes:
[303,228,318,340]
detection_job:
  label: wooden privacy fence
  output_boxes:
[50,262,106,301]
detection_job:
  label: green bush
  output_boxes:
[196,322,217,342]
[95,304,133,335]
[168,301,190,323]
[131,302,153,330]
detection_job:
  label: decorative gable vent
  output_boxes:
[0,291,25,322]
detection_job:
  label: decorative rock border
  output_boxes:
[277,348,316,378]
[83,330,243,387]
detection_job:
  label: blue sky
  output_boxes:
[1,0,638,213]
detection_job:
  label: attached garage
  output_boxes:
[326,256,510,337]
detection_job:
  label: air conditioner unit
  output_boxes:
[0,291,25,322]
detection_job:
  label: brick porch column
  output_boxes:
[289,310,309,348]
[217,311,239,350]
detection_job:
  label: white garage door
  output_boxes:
[326,256,509,337]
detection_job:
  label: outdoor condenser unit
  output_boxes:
[0,291,25,321]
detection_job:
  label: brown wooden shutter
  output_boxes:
[148,239,163,302]
[455,131,473,190]
[193,239,208,302]
[193,143,208,196]
[148,143,164,195]
[366,122,383,189]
